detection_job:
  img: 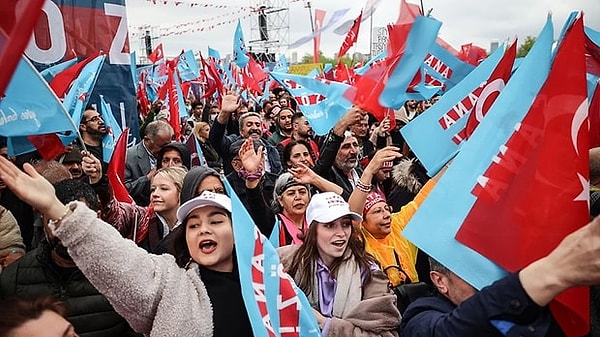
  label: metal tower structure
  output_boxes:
[134,25,162,65]
[247,0,290,61]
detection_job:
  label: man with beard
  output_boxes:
[267,107,294,146]
[277,112,320,165]
[0,179,139,337]
[349,114,378,169]
[313,106,366,200]
[79,107,106,167]
[209,93,282,176]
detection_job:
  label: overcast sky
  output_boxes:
[126,0,600,61]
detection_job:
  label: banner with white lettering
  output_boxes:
[0,0,140,144]
[401,45,509,175]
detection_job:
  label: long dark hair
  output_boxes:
[282,139,312,169]
[285,216,377,297]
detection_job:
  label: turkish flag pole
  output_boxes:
[147,43,164,64]
[337,11,362,58]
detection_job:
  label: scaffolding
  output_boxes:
[247,0,290,61]
[134,25,162,65]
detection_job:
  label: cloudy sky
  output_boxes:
[126,0,600,61]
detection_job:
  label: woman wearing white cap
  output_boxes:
[0,156,253,336]
[277,192,401,337]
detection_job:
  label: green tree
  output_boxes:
[517,36,536,58]
[300,51,354,66]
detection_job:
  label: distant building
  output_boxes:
[490,41,499,54]
[291,51,298,64]
[371,26,388,57]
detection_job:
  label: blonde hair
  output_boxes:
[193,121,210,140]
[152,166,187,193]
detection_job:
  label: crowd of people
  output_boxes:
[0,87,599,337]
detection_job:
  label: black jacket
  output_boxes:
[0,242,139,337]
[400,273,563,337]
[209,118,282,176]
[313,129,362,200]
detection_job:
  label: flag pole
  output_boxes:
[369,10,373,59]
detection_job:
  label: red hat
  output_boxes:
[363,192,386,216]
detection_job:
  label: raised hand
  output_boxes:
[365,146,402,175]
[288,162,318,185]
[377,115,391,136]
[0,156,65,219]
[220,92,241,114]
[239,138,264,174]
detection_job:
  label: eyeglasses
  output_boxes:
[82,115,103,124]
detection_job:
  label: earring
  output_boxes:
[184,257,193,269]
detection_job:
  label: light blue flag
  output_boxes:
[224,180,321,337]
[403,16,554,290]
[424,41,475,93]
[173,71,189,119]
[404,67,442,101]
[273,54,289,73]
[401,45,507,175]
[130,51,137,88]
[0,57,76,137]
[588,73,599,102]
[99,95,123,163]
[268,217,281,248]
[306,68,320,78]
[379,16,442,109]
[270,72,352,135]
[289,8,351,49]
[177,50,200,82]
[208,46,221,60]
[354,50,387,76]
[233,20,250,68]
[62,54,106,140]
[40,58,78,83]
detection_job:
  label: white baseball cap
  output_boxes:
[177,191,232,223]
[305,192,362,225]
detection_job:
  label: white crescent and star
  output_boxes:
[571,99,590,203]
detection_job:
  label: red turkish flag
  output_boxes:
[107,128,134,203]
[458,43,488,66]
[337,11,362,57]
[344,23,407,122]
[27,134,65,161]
[166,66,181,140]
[49,51,103,99]
[456,16,589,336]
[0,0,45,98]
[313,9,326,63]
[148,43,164,64]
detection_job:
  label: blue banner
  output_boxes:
[270,72,352,135]
[401,45,507,175]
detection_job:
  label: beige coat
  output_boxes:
[278,245,401,337]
